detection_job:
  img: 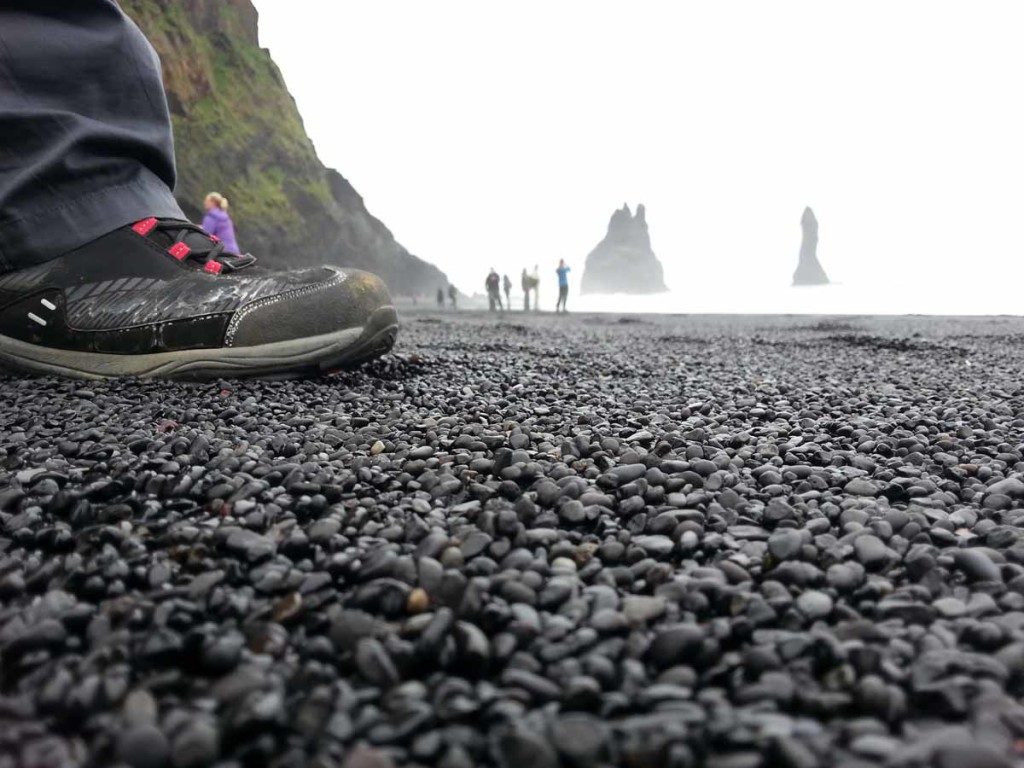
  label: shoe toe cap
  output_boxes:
[228,268,392,347]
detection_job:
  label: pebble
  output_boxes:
[493,726,559,768]
[986,478,1024,499]
[954,549,1003,582]
[407,587,430,614]
[549,714,607,764]
[551,556,577,572]
[170,721,219,768]
[117,725,170,768]
[853,535,890,571]
[341,743,396,768]
[933,597,968,618]
[768,529,804,561]
[355,638,399,687]
[796,590,834,620]
[845,479,878,497]
[559,500,586,523]
[632,535,674,556]
[648,624,704,666]
[622,595,666,624]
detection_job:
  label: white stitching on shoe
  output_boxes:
[224,268,347,347]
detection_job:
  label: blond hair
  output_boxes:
[205,192,229,210]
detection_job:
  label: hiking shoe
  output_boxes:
[0,218,399,379]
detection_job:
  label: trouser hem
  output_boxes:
[0,168,185,272]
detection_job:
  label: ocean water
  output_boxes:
[566,276,1022,316]
[449,264,1024,316]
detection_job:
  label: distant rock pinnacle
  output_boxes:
[581,204,668,295]
[792,207,830,286]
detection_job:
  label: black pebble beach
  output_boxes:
[3,311,1024,768]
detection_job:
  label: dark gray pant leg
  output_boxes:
[0,0,184,272]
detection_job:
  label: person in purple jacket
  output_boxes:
[201,192,240,254]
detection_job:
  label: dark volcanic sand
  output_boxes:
[3,311,1024,768]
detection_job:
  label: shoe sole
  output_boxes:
[0,306,399,380]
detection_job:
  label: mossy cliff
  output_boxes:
[119,0,448,295]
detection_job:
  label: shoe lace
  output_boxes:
[136,218,257,274]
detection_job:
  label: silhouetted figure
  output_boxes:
[436,288,445,308]
[521,268,532,311]
[555,259,571,313]
[531,265,541,311]
[485,268,503,312]
[503,274,512,309]
[793,207,830,285]
[448,284,458,309]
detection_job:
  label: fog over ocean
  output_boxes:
[256,2,1024,307]
[569,284,1007,317]
[547,273,1024,317]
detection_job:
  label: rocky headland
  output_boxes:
[121,0,449,296]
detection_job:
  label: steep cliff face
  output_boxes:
[792,207,830,286]
[581,204,668,295]
[120,0,448,296]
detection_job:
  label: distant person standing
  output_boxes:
[201,192,240,254]
[503,274,512,309]
[485,268,503,312]
[521,268,532,311]
[436,288,445,308]
[448,284,458,309]
[532,265,541,311]
[556,259,571,313]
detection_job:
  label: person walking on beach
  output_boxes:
[448,284,458,309]
[556,259,571,313]
[532,265,541,311]
[503,274,512,310]
[436,288,445,308]
[485,269,503,312]
[0,3,395,379]
[521,268,532,311]
[201,192,240,255]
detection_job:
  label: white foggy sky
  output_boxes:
[253,1,1024,302]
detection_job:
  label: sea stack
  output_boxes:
[792,207,830,285]
[581,204,669,295]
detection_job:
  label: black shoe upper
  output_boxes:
[0,219,391,354]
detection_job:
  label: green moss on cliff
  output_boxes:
[124,0,328,221]
[119,0,447,294]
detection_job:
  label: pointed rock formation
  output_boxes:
[581,204,668,295]
[793,207,830,286]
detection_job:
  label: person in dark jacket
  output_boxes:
[485,269,503,312]
[503,273,512,308]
